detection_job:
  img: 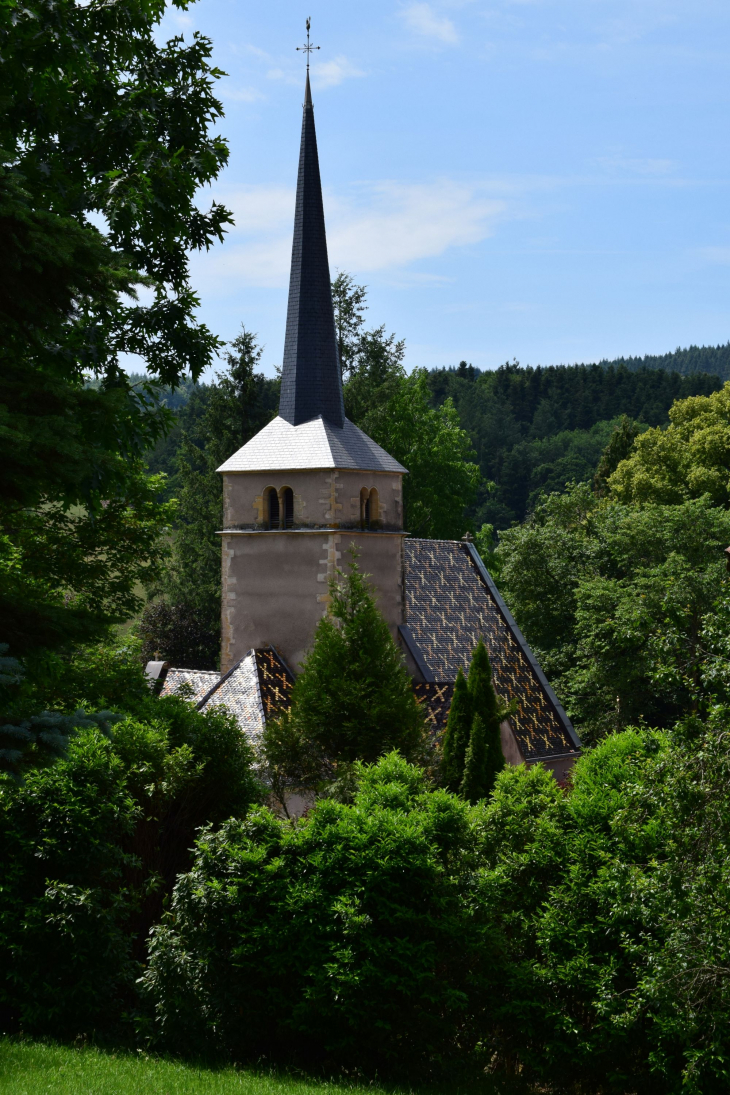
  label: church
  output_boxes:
[152,70,581,782]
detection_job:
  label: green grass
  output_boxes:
[0,1040,394,1095]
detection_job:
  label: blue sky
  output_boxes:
[158,0,730,379]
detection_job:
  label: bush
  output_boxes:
[143,753,501,1078]
[480,718,730,1094]
[0,728,139,1036]
[0,688,260,1037]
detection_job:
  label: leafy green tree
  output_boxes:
[362,370,480,539]
[1,0,232,649]
[480,715,730,1093]
[610,382,730,504]
[441,666,471,791]
[0,637,259,1037]
[498,486,730,742]
[331,270,367,380]
[263,553,426,801]
[143,753,499,1077]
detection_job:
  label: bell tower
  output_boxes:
[217,68,408,674]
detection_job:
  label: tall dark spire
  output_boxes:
[278,70,345,428]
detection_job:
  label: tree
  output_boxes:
[498,485,730,743]
[143,754,498,1077]
[441,667,472,792]
[331,270,367,380]
[142,329,278,666]
[592,415,642,496]
[1,0,233,649]
[466,639,506,797]
[333,272,481,538]
[609,382,730,505]
[262,552,427,799]
[0,636,259,1037]
[460,713,489,804]
[441,643,506,799]
[361,370,480,539]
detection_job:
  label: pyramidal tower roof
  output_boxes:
[278,70,344,429]
[218,64,406,477]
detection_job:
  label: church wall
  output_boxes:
[222,468,403,530]
[220,527,406,674]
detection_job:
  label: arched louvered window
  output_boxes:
[266,487,280,530]
[282,487,294,529]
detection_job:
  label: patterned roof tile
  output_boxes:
[404,539,578,761]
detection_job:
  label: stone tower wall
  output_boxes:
[220,468,406,673]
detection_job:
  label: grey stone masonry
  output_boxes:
[279,71,345,429]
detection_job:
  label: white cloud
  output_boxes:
[328,181,502,270]
[266,55,363,90]
[401,3,459,45]
[314,56,365,89]
[193,180,504,291]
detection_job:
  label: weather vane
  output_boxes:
[296,17,320,72]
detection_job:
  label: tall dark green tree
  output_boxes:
[460,713,489,804]
[263,552,427,801]
[1,0,233,651]
[141,329,278,667]
[466,640,506,797]
[442,641,506,799]
[593,415,642,496]
[441,666,472,791]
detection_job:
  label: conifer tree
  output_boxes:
[281,551,426,767]
[440,666,472,791]
[467,639,506,797]
[460,713,488,804]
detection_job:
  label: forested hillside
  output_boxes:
[598,341,730,379]
[431,362,721,526]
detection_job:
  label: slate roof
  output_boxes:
[158,545,577,765]
[404,539,580,761]
[279,70,344,429]
[160,668,220,705]
[217,415,406,474]
[160,648,295,752]
[413,681,454,737]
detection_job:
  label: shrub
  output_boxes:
[480,718,730,1094]
[0,696,260,1037]
[143,753,501,1078]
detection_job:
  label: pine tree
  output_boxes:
[460,713,488,804]
[284,551,426,767]
[466,639,505,797]
[440,666,472,791]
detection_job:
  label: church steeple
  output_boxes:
[278,69,345,429]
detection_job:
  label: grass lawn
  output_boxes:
[0,1040,397,1095]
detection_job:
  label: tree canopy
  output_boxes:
[609,382,730,505]
[1,0,232,653]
